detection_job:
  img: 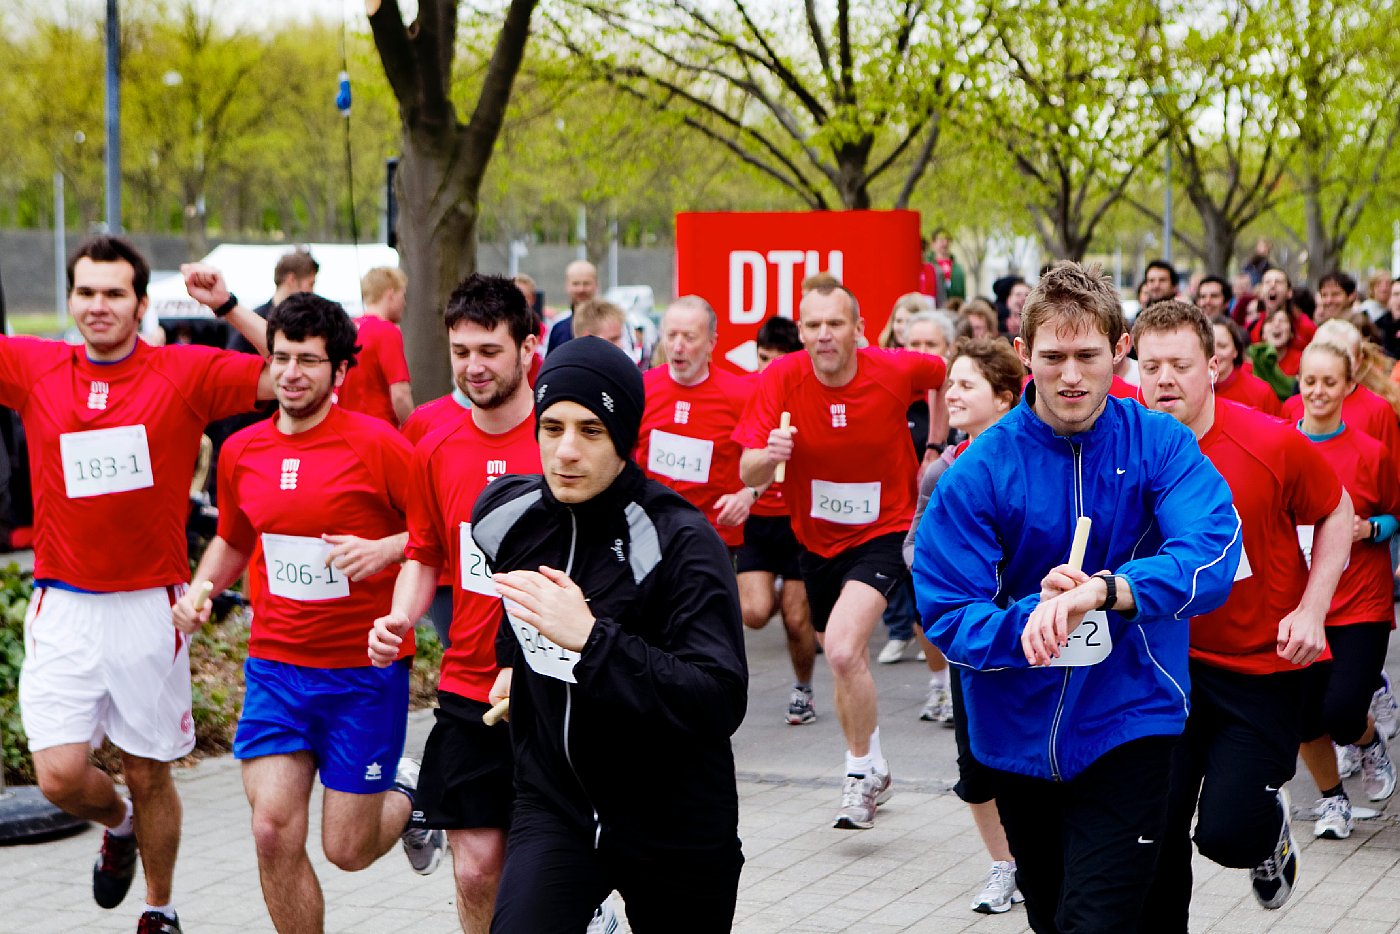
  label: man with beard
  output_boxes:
[368,274,585,933]
[173,293,432,934]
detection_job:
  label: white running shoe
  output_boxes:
[1361,738,1397,802]
[971,861,1023,914]
[1337,742,1362,779]
[833,766,893,830]
[878,639,910,664]
[1372,673,1400,741]
[1312,793,1353,840]
[586,898,620,934]
[919,683,953,723]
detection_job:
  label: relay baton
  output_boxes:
[1067,516,1091,573]
[773,411,792,483]
[482,698,510,726]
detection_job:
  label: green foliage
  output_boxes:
[0,564,32,783]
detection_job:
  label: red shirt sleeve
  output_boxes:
[187,346,264,421]
[380,321,411,385]
[404,442,447,569]
[215,434,257,554]
[0,337,54,408]
[732,357,791,450]
[1282,428,1343,525]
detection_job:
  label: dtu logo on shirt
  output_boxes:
[829,404,848,428]
[87,381,110,410]
[279,458,301,490]
[673,401,691,424]
[486,459,507,482]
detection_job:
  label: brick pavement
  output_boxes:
[2,582,1399,931]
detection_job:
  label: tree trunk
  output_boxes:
[395,125,476,399]
[1195,202,1237,277]
[1302,181,1336,288]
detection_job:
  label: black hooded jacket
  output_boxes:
[472,461,748,854]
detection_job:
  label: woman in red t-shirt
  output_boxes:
[903,337,1028,914]
[1293,341,1400,841]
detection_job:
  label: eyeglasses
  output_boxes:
[268,352,333,368]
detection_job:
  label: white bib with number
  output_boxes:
[60,425,154,498]
[1049,610,1113,667]
[458,522,497,596]
[261,533,350,601]
[507,598,580,683]
[1233,544,1253,582]
[647,429,714,484]
[810,479,881,526]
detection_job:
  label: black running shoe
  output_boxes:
[93,829,139,909]
[137,910,182,933]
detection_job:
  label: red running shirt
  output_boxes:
[218,406,414,668]
[743,373,790,518]
[401,392,471,447]
[1194,399,1343,674]
[405,415,541,702]
[0,338,262,591]
[337,315,411,426]
[1216,368,1283,416]
[637,367,752,547]
[734,347,946,558]
[1304,426,1400,628]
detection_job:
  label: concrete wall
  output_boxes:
[1,229,676,316]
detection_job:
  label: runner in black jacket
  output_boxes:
[473,336,747,933]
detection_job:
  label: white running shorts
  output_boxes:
[19,584,196,761]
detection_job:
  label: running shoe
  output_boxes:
[586,898,619,934]
[833,766,892,830]
[877,639,910,664]
[971,861,1024,914]
[137,911,182,933]
[1361,738,1397,802]
[1312,793,1353,840]
[1250,788,1298,910]
[786,686,816,725]
[919,683,953,724]
[1372,673,1399,741]
[394,758,445,875]
[1337,742,1362,779]
[93,828,139,909]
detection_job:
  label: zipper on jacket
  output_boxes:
[1047,439,1084,781]
[558,508,602,847]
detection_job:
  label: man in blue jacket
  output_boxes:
[912,262,1242,934]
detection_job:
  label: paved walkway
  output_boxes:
[2,609,1399,932]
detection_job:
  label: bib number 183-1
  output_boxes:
[60,425,154,498]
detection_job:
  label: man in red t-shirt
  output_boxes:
[637,297,754,550]
[366,275,543,934]
[172,293,434,932]
[9,236,272,933]
[735,282,946,830]
[1136,301,1352,924]
[338,267,414,427]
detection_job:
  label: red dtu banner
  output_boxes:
[674,210,923,373]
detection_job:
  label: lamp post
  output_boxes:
[104,0,121,233]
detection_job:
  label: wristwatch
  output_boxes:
[1093,572,1117,612]
[212,293,238,318]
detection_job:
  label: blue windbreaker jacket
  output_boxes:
[912,389,1242,781]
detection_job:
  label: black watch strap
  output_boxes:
[212,293,238,318]
[1095,572,1117,612]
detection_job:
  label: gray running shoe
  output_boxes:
[1312,793,1353,840]
[394,757,446,875]
[1372,673,1399,741]
[1337,742,1361,779]
[1250,788,1298,910]
[971,861,1024,914]
[1361,738,1397,802]
[787,686,816,725]
[833,766,892,830]
[920,683,953,723]
[586,898,619,934]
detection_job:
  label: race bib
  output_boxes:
[1049,610,1113,667]
[647,429,713,484]
[458,522,496,596]
[1296,525,1348,571]
[811,479,880,525]
[261,533,350,601]
[507,598,580,682]
[60,425,154,498]
[1234,543,1253,582]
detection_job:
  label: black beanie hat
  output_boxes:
[534,336,645,459]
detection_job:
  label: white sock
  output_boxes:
[845,752,873,776]
[111,798,134,837]
[868,727,887,774]
[143,904,176,920]
[928,668,950,689]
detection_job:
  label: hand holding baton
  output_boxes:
[1067,516,1091,574]
[482,698,510,726]
[773,411,792,483]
